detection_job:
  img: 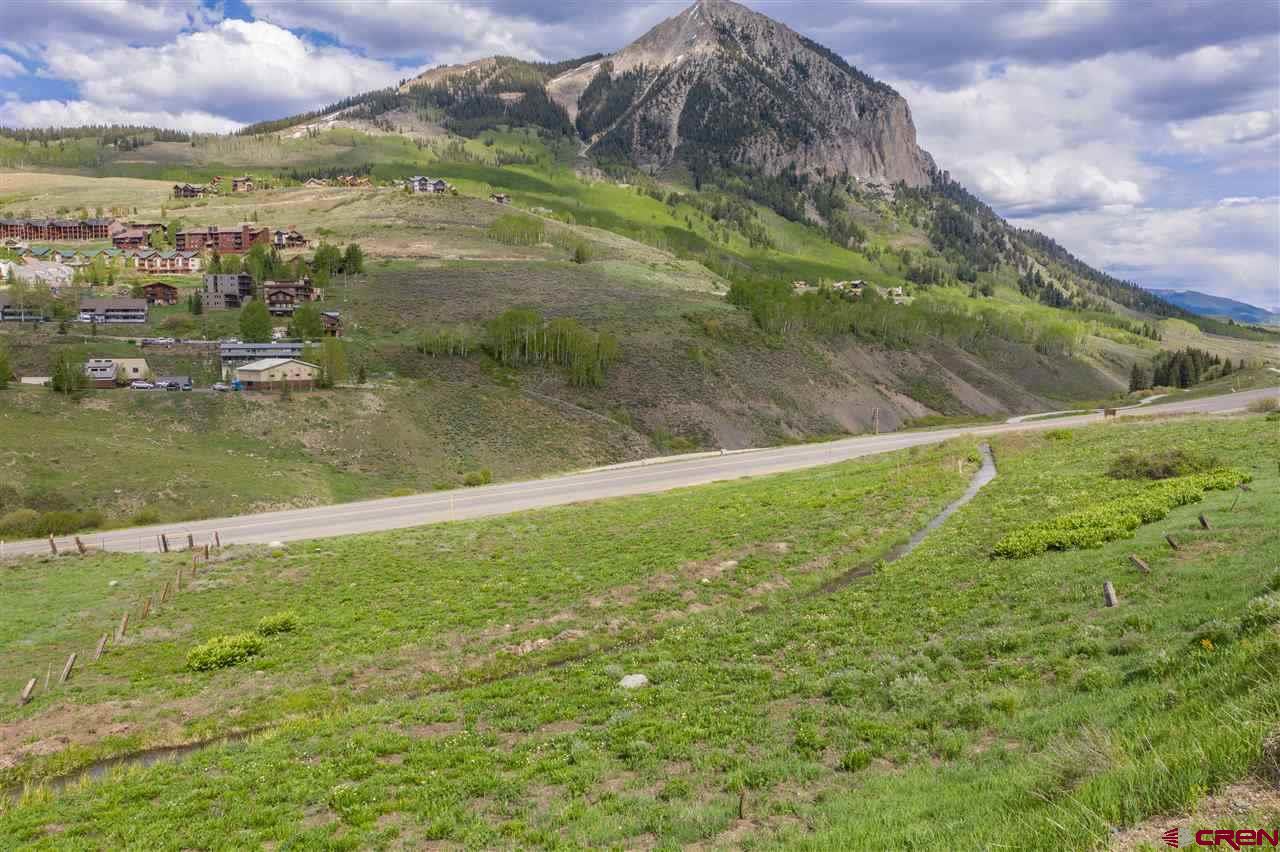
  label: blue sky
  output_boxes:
[1,0,1276,309]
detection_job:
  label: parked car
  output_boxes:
[212,382,231,392]
[129,380,155,390]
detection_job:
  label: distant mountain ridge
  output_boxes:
[1148,289,1278,325]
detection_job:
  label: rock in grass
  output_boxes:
[619,673,649,690]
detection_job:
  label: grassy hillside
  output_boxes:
[0,377,647,530]
[2,132,1275,536]
[0,415,1276,848]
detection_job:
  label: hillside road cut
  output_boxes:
[2,386,1274,559]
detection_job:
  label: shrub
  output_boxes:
[463,469,492,487]
[0,508,40,537]
[992,468,1250,558]
[1074,665,1120,692]
[1240,593,1280,634]
[1107,448,1219,480]
[657,778,691,801]
[256,610,299,636]
[1247,396,1278,413]
[1189,619,1234,648]
[792,722,825,757]
[571,242,592,264]
[985,688,1022,716]
[34,510,104,536]
[1044,429,1073,441]
[838,748,873,772]
[131,507,162,526]
[186,633,264,671]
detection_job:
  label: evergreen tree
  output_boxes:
[1128,361,1150,392]
[0,343,10,389]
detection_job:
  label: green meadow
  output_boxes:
[0,414,1276,849]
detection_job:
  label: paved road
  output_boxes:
[2,386,1275,559]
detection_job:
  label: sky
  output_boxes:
[1,0,1276,309]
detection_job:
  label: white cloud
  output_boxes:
[0,55,24,78]
[250,0,555,62]
[247,0,671,65]
[38,19,408,123]
[894,58,1155,214]
[0,98,242,134]
[1016,197,1280,306]
[1166,110,1279,154]
[0,1,215,58]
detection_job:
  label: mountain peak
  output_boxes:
[547,0,933,186]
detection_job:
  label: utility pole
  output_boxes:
[871,407,880,435]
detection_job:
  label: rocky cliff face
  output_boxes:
[547,0,936,187]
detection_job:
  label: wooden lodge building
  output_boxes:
[0,218,115,241]
[262,278,319,316]
[172,183,211,199]
[175,224,270,254]
[142,282,180,305]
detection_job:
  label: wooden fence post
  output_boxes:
[187,533,194,550]
[74,536,87,555]
[141,597,152,619]
[1103,581,1118,608]
[1128,555,1150,574]
[1165,534,1179,551]
[160,533,170,553]
[94,633,109,661]
[19,678,36,705]
[48,535,58,556]
[58,653,77,685]
[117,611,130,640]
[204,544,210,560]
[214,531,221,550]
[1198,513,1211,530]
[160,581,171,604]
[175,568,182,591]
